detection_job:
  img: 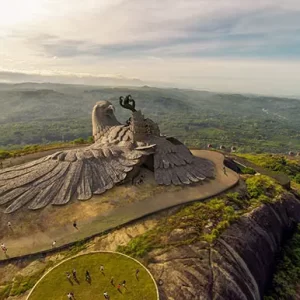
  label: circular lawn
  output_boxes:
[27,252,158,300]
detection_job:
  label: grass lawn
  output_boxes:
[28,252,158,300]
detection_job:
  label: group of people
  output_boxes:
[2,218,143,300]
[2,220,78,256]
[66,269,78,282]
[66,265,141,299]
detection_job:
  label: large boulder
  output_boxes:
[149,193,300,300]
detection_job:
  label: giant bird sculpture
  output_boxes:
[0,96,215,213]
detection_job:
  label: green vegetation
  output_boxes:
[118,175,284,258]
[246,175,283,204]
[240,166,256,175]
[73,137,87,145]
[238,153,300,183]
[7,269,47,297]
[258,155,300,299]
[294,174,300,184]
[1,82,300,298]
[0,150,10,159]
[0,241,91,299]
[264,225,300,300]
[0,261,54,300]
[28,252,157,300]
[1,83,300,153]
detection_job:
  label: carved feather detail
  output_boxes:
[0,100,215,213]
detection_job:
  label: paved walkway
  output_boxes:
[0,150,239,260]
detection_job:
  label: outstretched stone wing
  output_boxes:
[0,142,152,213]
[151,137,215,185]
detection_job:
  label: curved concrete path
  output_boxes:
[0,150,239,260]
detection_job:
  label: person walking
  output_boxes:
[122,280,126,288]
[85,270,91,283]
[52,240,56,248]
[103,292,109,299]
[73,220,78,230]
[135,268,140,278]
[72,269,77,280]
[67,292,75,299]
[1,243,7,254]
[110,276,114,286]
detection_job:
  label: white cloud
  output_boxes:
[1,0,300,96]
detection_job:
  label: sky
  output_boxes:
[0,0,300,96]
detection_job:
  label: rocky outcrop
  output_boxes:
[148,192,300,300]
[224,157,242,173]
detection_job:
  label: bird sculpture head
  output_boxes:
[92,101,120,142]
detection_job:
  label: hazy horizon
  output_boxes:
[1,78,300,100]
[1,0,300,97]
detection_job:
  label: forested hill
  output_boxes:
[0,82,299,153]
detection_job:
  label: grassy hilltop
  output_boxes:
[0,151,299,299]
[1,83,300,299]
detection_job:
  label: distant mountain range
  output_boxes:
[0,82,299,153]
[0,71,145,87]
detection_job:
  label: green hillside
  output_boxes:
[0,83,299,153]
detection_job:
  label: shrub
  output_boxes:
[294,174,300,184]
[226,192,247,208]
[238,154,300,178]
[117,231,159,258]
[73,137,85,144]
[87,136,94,143]
[246,175,283,200]
[241,167,256,175]
[0,150,11,159]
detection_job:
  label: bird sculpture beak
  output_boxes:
[107,104,115,112]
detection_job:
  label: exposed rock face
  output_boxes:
[224,157,242,173]
[89,217,159,252]
[148,192,300,300]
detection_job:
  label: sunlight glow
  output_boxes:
[0,0,45,26]
[1,0,300,96]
